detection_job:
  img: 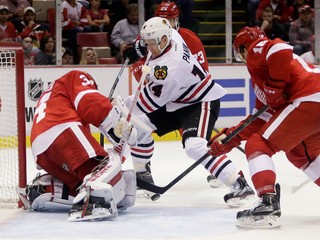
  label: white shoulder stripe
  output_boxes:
[74,89,99,110]
[266,43,293,60]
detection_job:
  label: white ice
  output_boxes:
[0,141,319,240]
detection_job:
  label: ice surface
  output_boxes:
[0,141,319,240]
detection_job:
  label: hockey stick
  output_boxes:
[118,52,152,159]
[222,105,269,144]
[137,152,211,196]
[137,106,270,196]
[291,179,311,194]
[213,127,245,154]
[100,58,130,146]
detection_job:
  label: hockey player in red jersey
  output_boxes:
[209,26,320,228]
[23,70,138,221]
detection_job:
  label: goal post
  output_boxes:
[0,42,27,208]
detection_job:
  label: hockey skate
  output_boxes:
[68,196,117,222]
[224,176,255,207]
[236,183,281,229]
[136,162,161,201]
[207,175,223,188]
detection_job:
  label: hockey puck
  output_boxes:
[151,193,161,201]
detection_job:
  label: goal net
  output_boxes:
[0,43,26,208]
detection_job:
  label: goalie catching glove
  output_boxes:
[208,128,242,157]
[99,105,137,146]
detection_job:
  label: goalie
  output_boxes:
[20,70,139,221]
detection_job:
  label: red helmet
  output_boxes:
[233,26,266,62]
[155,2,180,19]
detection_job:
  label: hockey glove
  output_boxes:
[113,118,137,146]
[123,41,147,64]
[208,128,241,157]
[99,106,137,146]
[263,81,287,110]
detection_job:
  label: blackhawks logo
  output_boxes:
[154,65,168,80]
[28,78,44,101]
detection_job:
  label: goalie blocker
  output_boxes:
[100,96,153,148]
[18,150,136,222]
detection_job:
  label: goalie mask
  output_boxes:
[140,17,172,54]
[155,1,180,30]
[233,26,266,63]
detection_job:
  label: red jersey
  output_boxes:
[0,22,17,41]
[31,70,113,157]
[179,27,208,72]
[248,37,320,108]
[237,38,320,140]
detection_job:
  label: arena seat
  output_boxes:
[98,57,118,64]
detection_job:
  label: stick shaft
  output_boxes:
[100,59,129,146]
[137,153,210,194]
[137,106,270,195]
[222,105,269,144]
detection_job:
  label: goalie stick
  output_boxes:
[100,58,130,146]
[137,106,270,197]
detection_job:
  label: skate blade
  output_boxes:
[68,209,114,222]
[236,215,280,229]
[226,194,255,208]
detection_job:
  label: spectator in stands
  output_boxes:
[255,0,290,26]
[20,35,38,65]
[62,47,74,65]
[109,0,131,27]
[0,5,17,42]
[111,3,139,63]
[259,6,287,41]
[289,4,314,55]
[0,0,30,21]
[79,47,99,64]
[85,0,111,32]
[61,0,89,63]
[300,35,317,64]
[35,35,56,65]
[14,7,49,48]
[287,0,314,22]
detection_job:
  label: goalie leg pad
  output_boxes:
[18,174,74,211]
[69,150,133,221]
[73,149,125,205]
[117,169,136,211]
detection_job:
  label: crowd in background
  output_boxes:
[0,0,317,65]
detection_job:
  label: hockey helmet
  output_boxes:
[155,1,180,30]
[140,17,172,53]
[233,26,266,63]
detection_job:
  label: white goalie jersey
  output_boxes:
[133,29,226,115]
